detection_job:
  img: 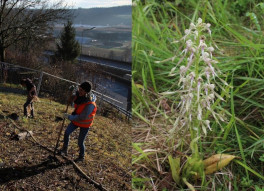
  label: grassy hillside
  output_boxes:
[0,87,131,190]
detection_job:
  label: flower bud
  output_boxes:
[186,40,193,48]
[207,47,214,52]
[194,31,198,37]
[190,23,195,29]
[197,18,202,24]
[204,120,211,130]
[180,65,186,72]
[202,52,210,58]
[208,84,215,90]
[208,94,215,100]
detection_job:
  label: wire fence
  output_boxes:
[0,62,131,119]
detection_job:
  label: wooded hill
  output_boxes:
[71,6,132,26]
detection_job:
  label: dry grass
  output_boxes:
[0,89,131,190]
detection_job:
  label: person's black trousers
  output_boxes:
[24,98,34,117]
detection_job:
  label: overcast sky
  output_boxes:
[55,0,131,8]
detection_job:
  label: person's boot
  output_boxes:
[30,110,34,118]
[23,108,28,117]
[58,147,68,156]
[74,155,84,162]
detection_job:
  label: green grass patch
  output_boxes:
[132,0,264,190]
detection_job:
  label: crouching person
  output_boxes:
[60,81,97,162]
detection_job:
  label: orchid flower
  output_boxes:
[166,18,228,137]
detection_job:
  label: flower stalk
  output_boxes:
[169,18,226,139]
[165,18,229,185]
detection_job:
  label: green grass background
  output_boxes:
[132,0,264,190]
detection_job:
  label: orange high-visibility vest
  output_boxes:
[72,101,97,128]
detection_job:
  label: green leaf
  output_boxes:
[259,154,264,162]
[245,12,261,31]
[132,143,152,164]
[234,160,264,180]
[257,3,264,11]
[168,155,181,184]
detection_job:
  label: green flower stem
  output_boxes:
[192,31,201,156]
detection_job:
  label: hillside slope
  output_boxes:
[0,88,131,190]
[72,6,132,26]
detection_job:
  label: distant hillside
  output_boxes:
[71,6,132,26]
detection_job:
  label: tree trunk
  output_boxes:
[0,44,6,83]
[0,45,5,62]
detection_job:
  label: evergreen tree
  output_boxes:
[56,20,80,62]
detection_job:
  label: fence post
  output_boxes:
[37,71,43,95]
[1,62,8,83]
[0,62,3,83]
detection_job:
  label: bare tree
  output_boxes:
[0,0,71,62]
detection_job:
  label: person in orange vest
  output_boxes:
[60,81,97,162]
[20,78,37,118]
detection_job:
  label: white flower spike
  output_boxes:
[168,18,227,138]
